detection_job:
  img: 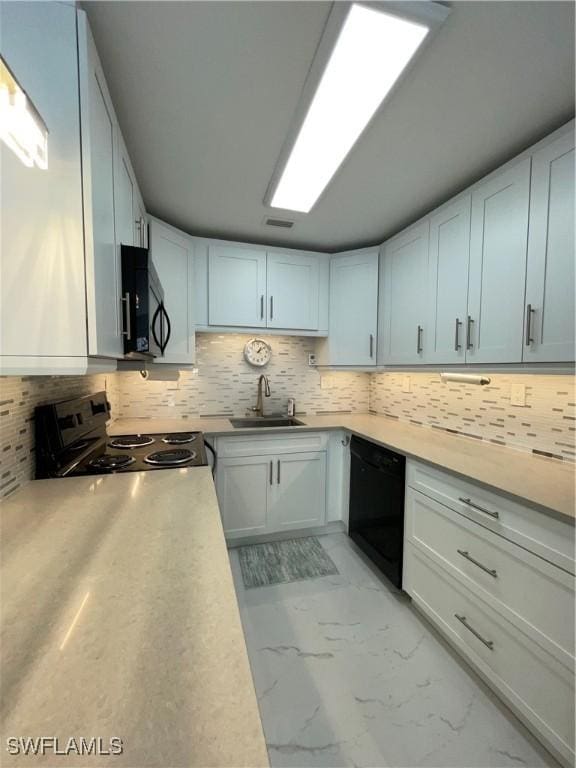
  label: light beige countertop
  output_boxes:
[0,469,269,767]
[110,414,576,520]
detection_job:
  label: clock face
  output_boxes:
[244,338,271,367]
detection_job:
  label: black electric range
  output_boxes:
[35,392,208,479]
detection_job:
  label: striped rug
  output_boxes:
[238,536,339,589]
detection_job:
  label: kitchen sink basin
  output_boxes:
[230,417,304,429]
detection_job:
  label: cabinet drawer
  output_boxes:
[407,460,575,574]
[405,545,575,765]
[406,489,575,656]
[216,432,329,458]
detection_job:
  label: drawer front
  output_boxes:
[407,460,575,574]
[405,544,575,765]
[216,432,329,458]
[406,489,575,657]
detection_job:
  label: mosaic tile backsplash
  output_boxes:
[370,372,576,461]
[1,334,574,500]
[113,334,370,419]
[0,374,120,499]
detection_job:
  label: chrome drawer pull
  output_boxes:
[454,613,494,650]
[457,549,498,578]
[458,497,499,519]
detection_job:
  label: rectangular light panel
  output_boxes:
[270,4,430,213]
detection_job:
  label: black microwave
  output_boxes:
[120,245,171,360]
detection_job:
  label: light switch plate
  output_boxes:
[510,382,526,407]
[402,376,411,394]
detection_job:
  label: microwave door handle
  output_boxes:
[151,303,163,351]
[161,303,171,353]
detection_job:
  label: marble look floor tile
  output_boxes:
[229,533,559,768]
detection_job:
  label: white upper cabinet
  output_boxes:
[427,196,471,364]
[0,2,88,369]
[267,252,320,330]
[149,219,195,365]
[524,127,575,363]
[466,158,531,363]
[78,14,123,359]
[319,250,379,366]
[379,221,429,365]
[205,243,326,332]
[208,245,267,327]
[115,133,137,249]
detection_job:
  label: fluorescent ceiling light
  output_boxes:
[269,3,435,213]
[0,57,48,169]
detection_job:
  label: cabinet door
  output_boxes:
[78,15,123,358]
[267,252,319,330]
[427,197,471,363]
[467,159,530,363]
[208,245,267,327]
[149,220,195,365]
[216,456,271,537]
[379,221,429,364]
[134,192,148,248]
[329,250,379,366]
[270,452,327,531]
[115,134,136,249]
[524,129,575,362]
[0,2,87,359]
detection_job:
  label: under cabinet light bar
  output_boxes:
[0,56,48,169]
[268,2,448,213]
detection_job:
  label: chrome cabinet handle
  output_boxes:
[457,549,498,578]
[277,459,280,484]
[454,318,462,351]
[369,334,374,358]
[458,496,499,520]
[121,292,132,340]
[270,296,274,320]
[466,316,474,350]
[416,325,423,354]
[260,295,264,320]
[454,614,494,650]
[525,304,535,345]
[269,461,273,486]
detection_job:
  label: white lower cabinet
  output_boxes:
[215,435,328,539]
[404,460,575,767]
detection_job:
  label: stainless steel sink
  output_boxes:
[230,417,304,429]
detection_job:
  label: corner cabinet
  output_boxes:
[378,223,429,365]
[149,219,195,365]
[214,433,328,540]
[523,127,575,362]
[317,249,379,366]
[0,2,89,372]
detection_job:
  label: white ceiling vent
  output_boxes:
[263,216,295,229]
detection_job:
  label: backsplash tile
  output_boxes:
[113,334,370,419]
[370,372,576,460]
[0,374,119,500]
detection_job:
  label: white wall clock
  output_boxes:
[244,338,272,367]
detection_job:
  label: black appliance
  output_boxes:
[121,244,171,360]
[35,392,207,479]
[348,436,406,589]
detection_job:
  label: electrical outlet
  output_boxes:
[402,376,411,394]
[510,382,526,407]
[308,353,317,366]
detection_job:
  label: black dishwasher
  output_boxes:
[348,436,406,589]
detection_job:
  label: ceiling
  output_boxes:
[84,1,575,252]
